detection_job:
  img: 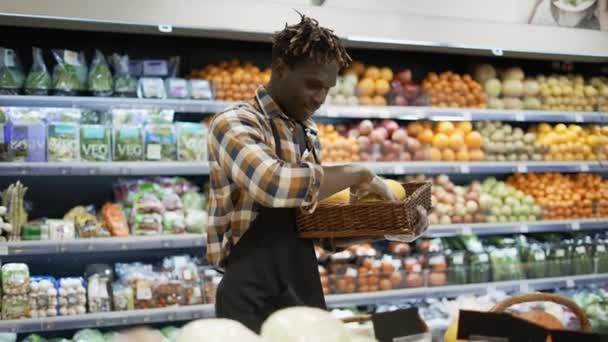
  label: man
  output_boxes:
[207,13,428,333]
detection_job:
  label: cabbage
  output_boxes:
[73,329,105,342]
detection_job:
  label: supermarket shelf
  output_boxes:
[0,95,230,113]
[318,105,608,123]
[0,161,209,176]
[2,95,607,123]
[352,161,607,175]
[0,304,215,333]
[325,273,608,307]
[0,161,605,176]
[427,219,608,237]
[0,234,206,256]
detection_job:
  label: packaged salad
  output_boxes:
[165,56,189,99]
[52,49,87,95]
[87,50,113,97]
[111,53,137,97]
[0,47,25,95]
[24,47,51,96]
[6,107,47,162]
[112,109,147,161]
[145,110,176,161]
[176,122,206,161]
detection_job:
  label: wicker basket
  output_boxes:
[297,181,432,239]
[489,292,591,332]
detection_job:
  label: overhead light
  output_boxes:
[158,24,173,33]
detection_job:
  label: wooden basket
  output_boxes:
[489,292,591,332]
[297,181,432,239]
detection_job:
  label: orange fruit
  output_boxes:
[359,96,373,106]
[357,78,376,97]
[375,79,390,96]
[456,121,473,134]
[442,149,456,161]
[428,147,442,161]
[465,131,483,149]
[469,149,485,161]
[417,129,434,145]
[456,148,470,161]
[433,133,450,149]
[380,67,394,81]
[407,122,424,136]
[448,133,465,150]
[436,121,455,135]
[372,95,387,106]
[364,66,381,80]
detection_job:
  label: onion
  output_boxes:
[391,128,408,144]
[466,200,479,214]
[484,78,502,98]
[358,120,374,136]
[406,137,421,153]
[383,120,399,136]
[370,129,386,144]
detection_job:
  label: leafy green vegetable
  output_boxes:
[52,49,87,95]
[72,329,104,342]
[0,48,24,94]
[24,48,51,95]
[88,50,113,96]
[145,123,176,161]
[113,126,144,161]
[111,53,137,97]
[80,125,110,161]
[20,335,47,342]
[177,122,206,161]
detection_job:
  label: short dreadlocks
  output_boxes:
[272,12,352,69]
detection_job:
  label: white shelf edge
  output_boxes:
[2,95,607,123]
[325,273,608,307]
[0,161,209,176]
[0,304,215,333]
[2,234,206,256]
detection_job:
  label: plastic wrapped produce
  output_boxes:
[165,57,188,99]
[131,212,163,235]
[2,263,30,294]
[163,210,186,234]
[87,50,113,97]
[155,277,185,307]
[46,108,81,162]
[85,264,113,313]
[161,326,181,342]
[112,109,147,161]
[145,122,177,161]
[101,202,129,237]
[6,108,47,162]
[47,219,76,240]
[28,276,59,318]
[24,47,51,95]
[111,282,134,311]
[20,335,47,342]
[72,329,105,342]
[80,124,110,161]
[51,49,87,95]
[64,206,109,238]
[176,122,207,161]
[58,277,87,316]
[138,77,166,99]
[111,53,137,97]
[2,294,30,319]
[185,210,207,234]
[0,47,25,95]
[189,80,213,100]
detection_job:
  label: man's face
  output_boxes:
[273,59,339,121]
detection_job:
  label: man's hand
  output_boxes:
[385,205,429,242]
[350,173,397,203]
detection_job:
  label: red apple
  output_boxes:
[404,84,420,99]
[396,69,412,85]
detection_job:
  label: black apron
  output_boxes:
[215,113,326,333]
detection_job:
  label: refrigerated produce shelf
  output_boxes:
[1,95,607,123]
[0,304,215,333]
[427,219,608,237]
[2,274,606,333]
[0,162,209,176]
[0,161,604,176]
[0,234,206,256]
[325,273,608,307]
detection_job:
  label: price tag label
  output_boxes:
[575,113,584,123]
[580,164,590,172]
[520,224,529,233]
[517,164,528,173]
[566,279,575,288]
[520,282,530,293]
[460,165,470,174]
[515,112,525,122]
[0,245,8,255]
[461,226,473,235]
[571,222,581,231]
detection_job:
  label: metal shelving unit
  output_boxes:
[427,219,608,237]
[0,304,215,333]
[0,234,205,256]
[2,95,607,123]
[325,273,608,307]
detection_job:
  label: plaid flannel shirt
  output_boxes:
[207,86,324,268]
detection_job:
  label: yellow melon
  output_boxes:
[360,179,406,202]
[321,189,350,204]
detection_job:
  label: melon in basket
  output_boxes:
[320,179,406,205]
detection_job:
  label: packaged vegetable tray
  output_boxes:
[2,294,30,320]
[176,122,207,161]
[28,276,59,318]
[80,124,111,161]
[57,277,87,316]
[296,181,431,239]
[2,263,30,295]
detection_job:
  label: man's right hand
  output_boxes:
[350,172,397,203]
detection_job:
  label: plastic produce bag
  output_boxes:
[2,263,30,294]
[189,80,213,100]
[165,56,188,99]
[28,276,59,318]
[111,53,137,97]
[131,212,163,235]
[0,47,25,95]
[85,264,113,313]
[6,107,47,162]
[87,50,113,96]
[64,206,109,238]
[0,334,16,342]
[58,277,87,316]
[101,202,129,237]
[176,122,206,161]
[47,219,76,240]
[161,191,183,211]
[2,294,30,319]
[52,49,87,95]
[80,124,110,161]
[111,282,134,311]
[185,210,207,234]
[24,47,51,95]
[163,210,186,234]
[181,191,206,211]
[46,108,81,162]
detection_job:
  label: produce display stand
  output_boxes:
[2,9,608,339]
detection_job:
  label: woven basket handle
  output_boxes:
[342,314,371,323]
[489,292,591,332]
